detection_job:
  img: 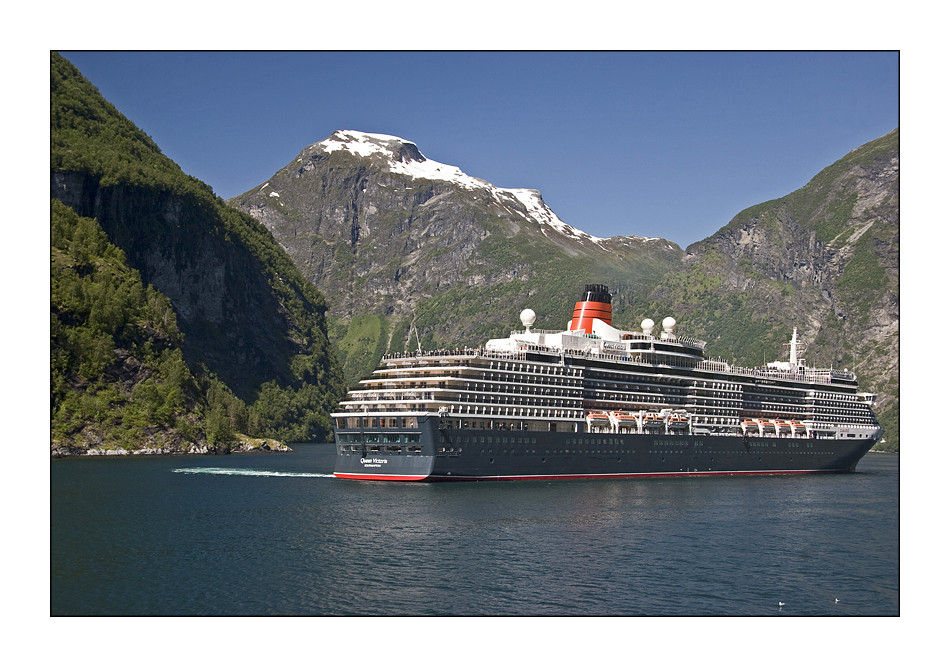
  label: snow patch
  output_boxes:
[317,130,491,190]
[500,188,605,244]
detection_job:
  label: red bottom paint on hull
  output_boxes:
[333,472,430,481]
[333,469,848,482]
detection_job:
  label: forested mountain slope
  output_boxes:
[50,52,344,452]
[646,130,899,448]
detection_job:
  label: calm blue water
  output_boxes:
[50,445,898,616]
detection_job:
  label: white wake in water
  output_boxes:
[174,467,335,478]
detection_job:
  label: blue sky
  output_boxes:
[59,51,897,248]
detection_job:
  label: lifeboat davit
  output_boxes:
[586,411,611,432]
[741,419,763,435]
[609,411,639,432]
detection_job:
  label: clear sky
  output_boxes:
[59,51,897,248]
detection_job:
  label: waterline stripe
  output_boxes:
[174,467,334,478]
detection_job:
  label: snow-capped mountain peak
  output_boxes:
[314,130,492,190]
[316,130,408,158]
[312,130,605,244]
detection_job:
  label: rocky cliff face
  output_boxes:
[671,129,899,446]
[696,130,897,350]
[51,169,332,403]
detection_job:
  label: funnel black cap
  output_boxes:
[582,284,611,304]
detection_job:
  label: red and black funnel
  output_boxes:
[569,284,611,333]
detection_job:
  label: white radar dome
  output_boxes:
[662,316,676,331]
[520,308,537,331]
[641,318,655,335]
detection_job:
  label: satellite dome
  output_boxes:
[662,316,676,331]
[641,318,655,335]
[520,308,537,330]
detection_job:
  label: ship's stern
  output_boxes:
[332,413,439,481]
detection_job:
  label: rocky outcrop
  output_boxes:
[50,437,291,458]
[51,170,320,402]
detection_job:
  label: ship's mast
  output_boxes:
[787,327,806,369]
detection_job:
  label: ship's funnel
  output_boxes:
[569,284,612,334]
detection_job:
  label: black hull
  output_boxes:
[333,418,876,482]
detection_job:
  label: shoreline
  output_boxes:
[50,435,291,459]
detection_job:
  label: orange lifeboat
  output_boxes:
[643,412,665,428]
[667,414,689,430]
[610,411,639,432]
[586,411,610,422]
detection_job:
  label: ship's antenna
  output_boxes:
[408,318,423,354]
[403,294,451,354]
[785,327,807,368]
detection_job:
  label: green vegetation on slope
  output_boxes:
[52,200,220,450]
[51,52,344,449]
[664,130,898,449]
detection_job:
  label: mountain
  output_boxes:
[230,129,899,450]
[228,130,683,381]
[50,52,344,452]
[659,129,899,449]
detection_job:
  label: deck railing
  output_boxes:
[380,343,855,385]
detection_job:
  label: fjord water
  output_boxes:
[51,444,898,616]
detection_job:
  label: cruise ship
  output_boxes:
[332,284,881,482]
